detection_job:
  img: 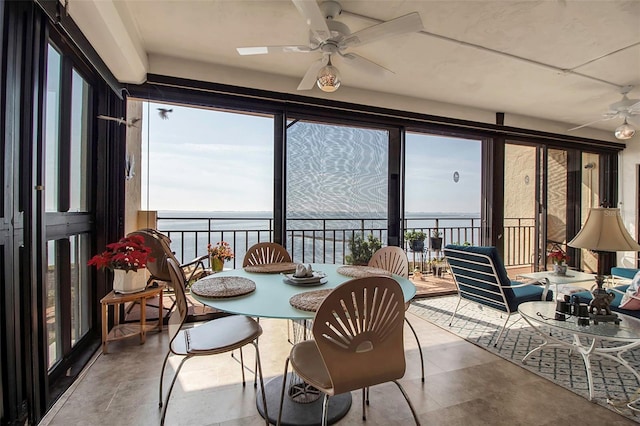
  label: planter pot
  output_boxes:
[553,264,568,276]
[430,237,443,250]
[112,269,146,294]
[210,256,224,272]
[409,240,425,252]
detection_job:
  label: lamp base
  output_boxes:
[589,313,621,325]
[589,275,618,323]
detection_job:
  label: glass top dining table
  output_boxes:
[190,263,417,319]
[190,263,417,426]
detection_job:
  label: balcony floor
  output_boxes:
[411,273,457,299]
[40,305,633,425]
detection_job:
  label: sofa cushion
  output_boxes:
[611,267,640,280]
[572,285,640,319]
[619,272,640,310]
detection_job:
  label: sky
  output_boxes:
[141,102,481,214]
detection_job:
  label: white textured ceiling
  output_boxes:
[66,0,640,140]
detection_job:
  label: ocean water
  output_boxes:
[157,211,480,268]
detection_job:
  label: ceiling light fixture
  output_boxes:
[615,118,635,140]
[316,56,341,92]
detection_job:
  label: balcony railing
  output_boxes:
[156,214,534,269]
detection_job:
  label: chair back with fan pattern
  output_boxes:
[368,246,409,278]
[242,242,292,267]
[311,275,406,395]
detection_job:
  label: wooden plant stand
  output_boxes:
[100,283,165,354]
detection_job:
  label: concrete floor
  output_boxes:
[40,310,637,426]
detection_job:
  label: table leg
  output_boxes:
[101,302,108,354]
[573,335,597,400]
[158,288,164,332]
[140,296,147,344]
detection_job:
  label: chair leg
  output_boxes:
[238,347,247,386]
[252,341,269,426]
[276,357,291,426]
[392,380,421,426]
[449,296,462,326]
[493,313,511,347]
[361,388,366,420]
[160,356,189,426]
[321,394,330,426]
[158,350,171,407]
[405,317,425,383]
[253,333,259,388]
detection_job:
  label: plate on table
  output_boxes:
[282,272,327,286]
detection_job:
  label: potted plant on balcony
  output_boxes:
[430,229,443,251]
[207,241,234,272]
[88,234,153,293]
[548,249,569,276]
[430,256,447,277]
[404,230,426,252]
[346,233,382,265]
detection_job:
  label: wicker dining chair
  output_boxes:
[158,258,268,425]
[128,228,209,288]
[369,246,425,382]
[127,229,212,321]
[276,276,420,426]
[243,242,292,266]
[242,241,298,344]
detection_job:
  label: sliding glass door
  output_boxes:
[503,142,603,275]
[44,43,94,365]
[285,120,390,264]
[404,132,482,270]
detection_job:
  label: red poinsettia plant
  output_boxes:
[548,250,569,265]
[88,234,153,272]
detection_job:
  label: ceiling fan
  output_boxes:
[236,0,424,92]
[568,85,640,140]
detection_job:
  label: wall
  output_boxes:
[148,54,617,142]
[123,100,148,289]
[619,146,640,268]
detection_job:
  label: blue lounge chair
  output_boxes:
[444,245,553,346]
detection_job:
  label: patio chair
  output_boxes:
[444,244,552,347]
[127,229,213,322]
[368,246,424,383]
[159,258,268,426]
[276,276,420,426]
[128,228,209,288]
[242,242,292,266]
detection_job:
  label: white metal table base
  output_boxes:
[521,317,640,401]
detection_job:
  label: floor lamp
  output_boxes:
[568,207,640,316]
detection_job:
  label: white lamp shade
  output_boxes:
[568,208,640,252]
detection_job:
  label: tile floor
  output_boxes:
[40,310,637,426]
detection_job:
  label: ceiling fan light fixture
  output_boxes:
[615,119,635,140]
[317,59,341,92]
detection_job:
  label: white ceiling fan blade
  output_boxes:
[297,56,329,90]
[628,100,640,113]
[627,116,640,127]
[292,0,331,41]
[567,115,617,132]
[340,52,394,77]
[237,45,314,55]
[340,12,423,48]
